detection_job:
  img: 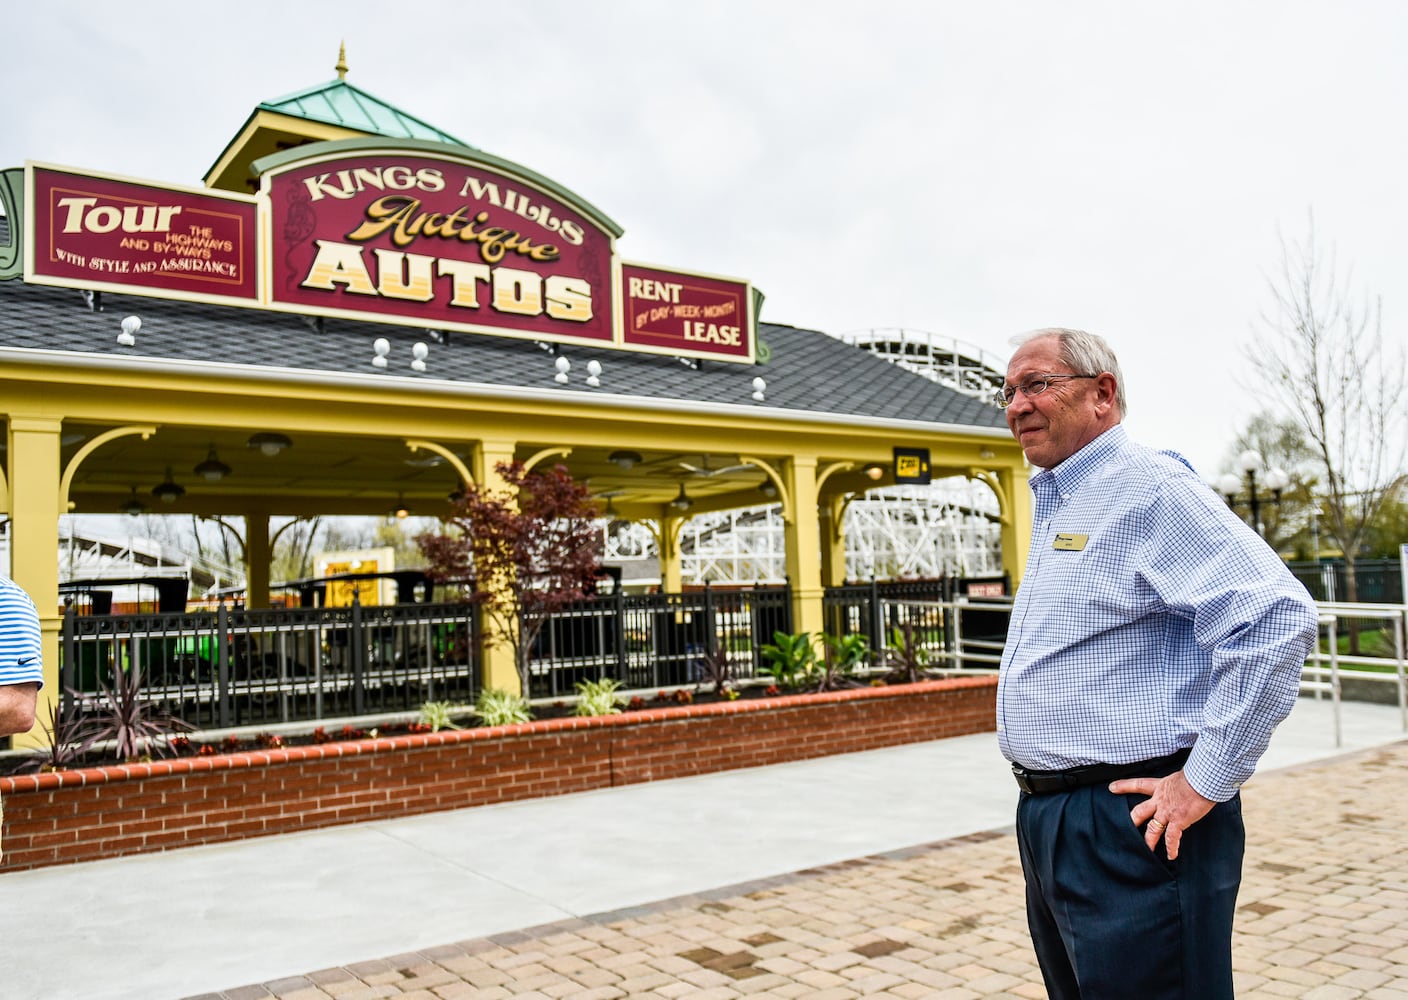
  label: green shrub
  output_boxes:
[474,687,533,726]
[821,632,871,688]
[419,700,464,732]
[885,622,933,684]
[759,631,819,690]
[574,677,624,717]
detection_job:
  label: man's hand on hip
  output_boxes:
[1109,769,1215,860]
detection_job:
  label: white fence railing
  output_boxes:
[1307,602,1408,745]
[890,598,1408,749]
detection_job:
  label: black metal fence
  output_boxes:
[822,576,1010,664]
[1289,559,1403,604]
[527,583,794,698]
[58,575,1018,727]
[62,600,480,729]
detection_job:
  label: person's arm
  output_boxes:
[1112,475,1316,859]
[0,681,41,736]
[1141,480,1317,799]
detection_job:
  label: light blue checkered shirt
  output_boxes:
[997,425,1317,801]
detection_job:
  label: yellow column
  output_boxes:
[820,495,848,588]
[659,513,684,595]
[245,512,271,609]
[782,455,823,639]
[7,416,62,748]
[474,439,520,694]
[997,467,1032,588]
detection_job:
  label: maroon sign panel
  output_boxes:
[26,165,257,301]
[263,153,614,344]
[620,262,752,360]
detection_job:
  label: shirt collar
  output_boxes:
[1032,424,1129,498]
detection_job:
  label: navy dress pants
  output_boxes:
[1015,783,1245,1000]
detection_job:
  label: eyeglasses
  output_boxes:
[994,373,1098,408]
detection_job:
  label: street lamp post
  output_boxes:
[1217,449,1289,540]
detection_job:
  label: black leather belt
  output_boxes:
[1011,747,1191,795]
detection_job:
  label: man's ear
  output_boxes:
[1093,372,1118,415]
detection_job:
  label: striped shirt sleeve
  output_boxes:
[0,578,44,688]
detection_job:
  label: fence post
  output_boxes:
[952,600,966,670]
[351,592,366,716]
[614,585,628,682]
[703,581,717,674]
[60,599,76,715]
[782,576,794,636]
[941,576,956,662]
[868,577,883,655]
[216,598,232,729]
[751,583,766,675]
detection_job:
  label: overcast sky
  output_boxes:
[5,1,1405,480]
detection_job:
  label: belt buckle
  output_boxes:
[1011,763,1038,795]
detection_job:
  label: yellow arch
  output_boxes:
[404,439,475,490]
[968,468,1010,525]
[740,454,791,522]
[522,446,572,472]
[815,460,856,492]
[59,425,158,513]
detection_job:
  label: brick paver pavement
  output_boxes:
[194,740,1408,1000]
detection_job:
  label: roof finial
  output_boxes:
[335,41,349,81]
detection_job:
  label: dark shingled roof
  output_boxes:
[0,278,1006,431]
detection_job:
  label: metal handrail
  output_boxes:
[1304,614,1343,746]
[1309,602,1406,733]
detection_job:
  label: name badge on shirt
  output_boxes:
[1053,532,1089,551]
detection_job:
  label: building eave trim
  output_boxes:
[0,346,1012,441]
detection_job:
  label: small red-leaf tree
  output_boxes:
[417,461,603,696]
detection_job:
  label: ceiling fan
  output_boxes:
[679,456,754,478]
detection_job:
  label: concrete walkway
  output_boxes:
[4,695,1404,1000]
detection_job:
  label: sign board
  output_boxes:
[261,150,615,346]
[892,446,932,485]
[316,547,395,608]
[619,262,752,360]
[24,164,258,304]
[965,581,1006,598]
[14,146,757,363]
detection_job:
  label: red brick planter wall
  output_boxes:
[0,677,996,872]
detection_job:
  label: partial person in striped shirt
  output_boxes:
[1,574,43,863]
[0,575,43,737]
[995,328,1317,1000]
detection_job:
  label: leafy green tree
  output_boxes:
[1359,487,1408,559]
[372,517,439,572]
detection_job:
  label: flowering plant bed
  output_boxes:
[0,676,996,872]
[0,683,782,775]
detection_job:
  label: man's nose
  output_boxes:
[1005,388,1035,415]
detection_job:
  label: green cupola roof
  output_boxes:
[204,43,470,193]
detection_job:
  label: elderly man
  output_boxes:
[996,328,1317,999]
